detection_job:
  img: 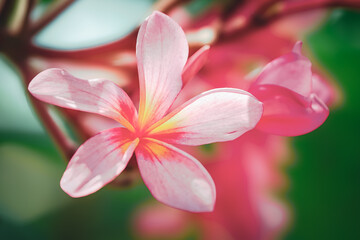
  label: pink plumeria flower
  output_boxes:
[249,41,330,136]
[133,130,289,240]
[28,11,263,212]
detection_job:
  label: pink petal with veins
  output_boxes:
[135,138,215,212]
[28,68,137,131]
[60,128,138,197]
[252,85,329,136]
[182,45,210,85]
[136,11,188,128]
[252,41,312,97]
[80,113,122,136]
[148,88,263,146]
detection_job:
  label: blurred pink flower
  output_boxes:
[133,131,290,240]
[132,9,338,237]
[28,11,263,212]
[249,41,329,136]
[197,131,290,240]
[196,30,335,136]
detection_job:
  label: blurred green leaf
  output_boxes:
[0,55,43,134]
[286,9,360,240]
[0,144,69,223]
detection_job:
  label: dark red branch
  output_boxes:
[20,63,78,160]
[20,0,36,37]
[28,94,77,160]
[218,0,360,43]
[0,0,16,31]
[28,30,137,60]
[153,0,191,14]
[259,0,360,23]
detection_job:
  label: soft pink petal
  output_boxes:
[292,40,303,54]
[312,73,338,106]
[136,11,189,128]
[135,138,215,212]
[60,128,138,197]
[182,45,210,85]
[271,9,327,39]
[258,198,289,239]
[148,88,263,146]
[28,68,137,131]
[252,85,329,136]
[133,203,189,238]
[184,130,289,240]
[80,113,122,136]
[251,41,312,97]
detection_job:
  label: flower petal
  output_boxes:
[136,138,215,212]
[182,45,210,85]
[251,41,312,97]
[251,85,329,136]
[28,68,137,131]
[136,11,189,128]
[312,73,338,106]
[147,88,263,146]
[60,128,138,197]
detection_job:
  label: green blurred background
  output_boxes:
[286,9,360,240]
[0,1,359,239]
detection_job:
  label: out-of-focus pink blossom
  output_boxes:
[270,9,328,40]
[133,204,189,239]
[198,131,290,240]
[28,11,263,212]
[169,6,222,47]
[133,131,290,240]
[249,42,329,136]
[131,8,340,238]
[311,72,340,107]
[197,28,337,136]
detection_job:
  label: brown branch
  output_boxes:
[152,0,191,14]
[28,0,193,59]
[28,29,137,60]
[27,0,189,59]
[263,0,360,22]
[0,0,8,16]
[27,94,78,160]
[221,0,281,34]
[19,0,36,36]
[15,57,78,160]
[0,0,16,31]
[61,109,92,141]
[218,0,360,43]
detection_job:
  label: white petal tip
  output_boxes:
[292,41,303,54]
[60,176,93,198]
[147,11,167,21]
[28,68,66,95]
[202,45,211,50]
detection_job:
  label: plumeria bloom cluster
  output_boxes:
[197,40,331,137]
[134,131,290,240]
[28,11,263,212]
[131,11,336,239]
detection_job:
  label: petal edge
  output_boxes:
[60,128,138,197]
[148,88,263,146]
[29,68,137,131]
[136,138,216,212]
